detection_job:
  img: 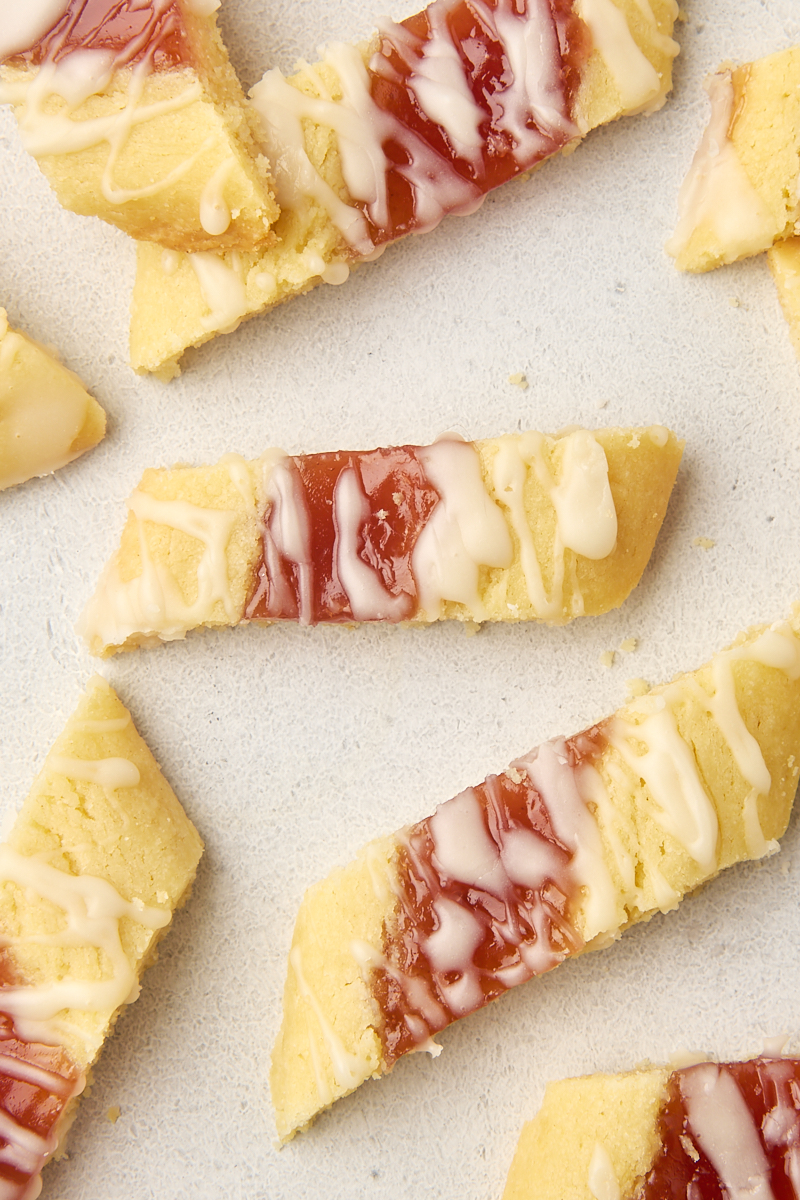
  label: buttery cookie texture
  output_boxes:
[270,609,800,1143]
[77,425,682,655]
[667,47,800,272]
[0,676,203,1199]
[0,0,278,251]
[129,0,680,376]
[768,236,800,359]
[0,307,106,491]
[503,1055,800,1199]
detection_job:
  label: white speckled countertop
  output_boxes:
[2,0,800,1196]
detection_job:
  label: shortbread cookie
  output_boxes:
[503,1055,800,1199]
[768,236,800,359]
[0,675,203,1197]
[270,611,800,1142]
[128,0,680,376]
[0,0,278,251]
[77,425,683,655]
[667,48,800,272]
[0,308,106,491]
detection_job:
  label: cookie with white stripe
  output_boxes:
[77,425,682,655]
[270,612,800,1141]
[503,1055,800,1199]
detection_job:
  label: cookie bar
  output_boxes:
[77,425,683,655]
[128,0,680,376]
[0,675,203,1197]
[0,308,106,491]
[503,1055,800,1199]
[270,611,800,1141]
[0,0,278,251]
[667,48,800,272]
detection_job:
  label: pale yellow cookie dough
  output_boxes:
[0,4,278,252]
[668,48,800,272]
[0,309,106,491]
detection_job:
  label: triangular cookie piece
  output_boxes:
[0,676,203,1195]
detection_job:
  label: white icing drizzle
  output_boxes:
[681,1065,775,1200]
[0,0,70,62]
[609,623,800,871]
[394,7,484,165]
[550,430,617,559]
[576,0,673,114]
[199,155,235,236]
[77,487,240,648]
[518,739,619,942]
[289,946,373,1094]
[610,698,720,871]
[587,1141,621,1200]
[666,69,779,265]
[0,317,97,491]
[491,430,617,620]
[333,468,412,621]
[189,251,249,332]
[0,845,169,1030]
[45,755,140,789]
[250,52,376,254]
[248,455,315,625]
[411,439,513,620]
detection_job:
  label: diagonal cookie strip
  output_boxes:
[0,0,279,252]
[0,307,106,491]
[0,676,203,1197]
[667,48,800,272]
[270,612,800,1142]
[77,425,682,655]
[128,0,680,377]
[503,1054,800,1199]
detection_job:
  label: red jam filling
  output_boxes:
[374,729,606,1064]
[245,446,441,625]
[5,0,193,70]
[363,0,591,243]
[645,1058,800,1199]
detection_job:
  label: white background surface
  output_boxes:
[2,0,800,1196]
